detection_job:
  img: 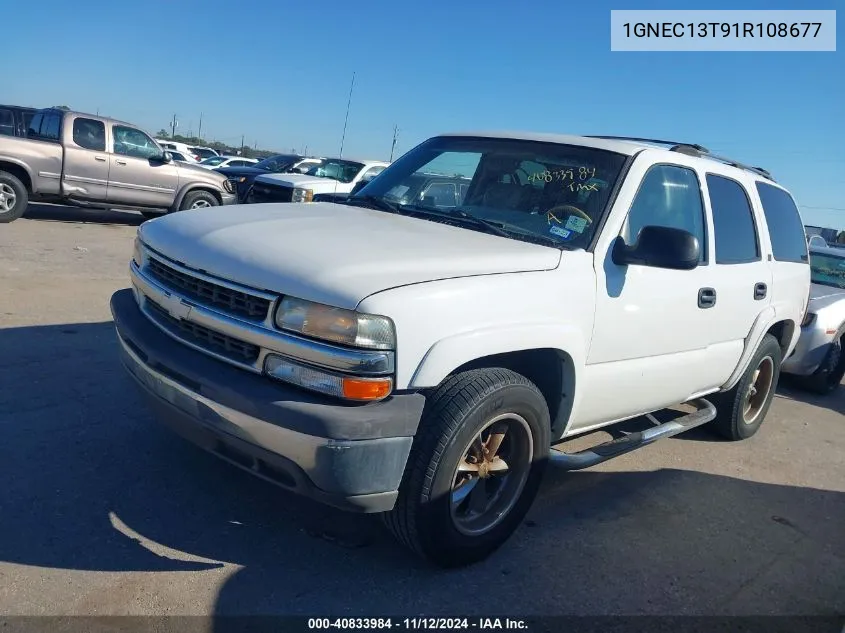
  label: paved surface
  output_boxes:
[0,205,843,618]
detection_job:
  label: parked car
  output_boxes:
[215,154,324,202]
[198,155,259,170]
[314,172,470,204]
[247,158,389,203]
[111,131,809,566]
[782,245,845,393]
[166,150,199,164]
[155,140,201,161]
[0,108,237,222]
[189,145,219,160]
[0,104,37,138]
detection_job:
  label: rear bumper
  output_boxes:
[111,289,425,513]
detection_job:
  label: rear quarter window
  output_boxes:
[756,182,808,264]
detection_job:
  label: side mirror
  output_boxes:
[152,151,172,163]
[612,225,700,270]
[350,179,372,196]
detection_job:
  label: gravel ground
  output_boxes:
[0,204,842,623]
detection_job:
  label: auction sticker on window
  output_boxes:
[564,215,588,233]
[550,226,572,240]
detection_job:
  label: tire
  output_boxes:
[383,368,550,567]
[803,330,845,395]
[178,190,218,211]
[140,211,163,220]
[710,334,782,441]
[0,170,29,223]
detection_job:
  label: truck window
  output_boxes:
[113,125,161,159]
[706,174,760,264]
[72,118,106,152]
[624,164,707,261]
[41,112,61,141]
[0,109,14,136]
[27,113,43,138]
[756,182,808,263]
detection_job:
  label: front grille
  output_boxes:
[249,182,294,204]
[147,257,271,321]
[147,300,260,364]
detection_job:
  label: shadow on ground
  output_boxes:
[0,322,842,617]
[22,203,145,227]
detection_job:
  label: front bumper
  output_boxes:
[111,289,425,513]
[220,191,238,205]
[781,323,835,376]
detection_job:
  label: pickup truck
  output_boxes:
[111,132,810,567]
[246,158,388,204]
[0,108,237,223]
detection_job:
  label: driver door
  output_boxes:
[107,124,179,208]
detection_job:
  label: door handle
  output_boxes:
[115,160,127,166]
[94,155,106,162]
[754,282,768,300]
[698,287,717,309]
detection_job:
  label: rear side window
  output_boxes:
[28,111,61,141]
[27,113,43,137]
[706,174,759,264]
[72,118,106,151]
[756,183,808,263]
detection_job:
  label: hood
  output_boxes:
[808,282,845,311]
[255,172,346,192]
[139,202,562,309]
[175,162,226,184]
[214,165,270,177]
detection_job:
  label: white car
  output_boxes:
[164,149,199,164]
[155,140,200,161]
[247,158,389,203]
[197,155,259,170]
[112,131,810,567]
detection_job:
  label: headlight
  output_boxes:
[222,179,235,193]
[275,297,395,350]
[801,312,816,327]
[292,187,313,203]
[264,355,392,401]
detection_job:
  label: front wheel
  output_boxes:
[383,369,550,567]
[178,190,219,211]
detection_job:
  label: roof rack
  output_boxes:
[585,135,774,181]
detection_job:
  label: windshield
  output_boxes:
[200,156,227,166]
[255,154,299,172]
[305,159,365,183]
[352,136,628,248]
[810,250,845,289]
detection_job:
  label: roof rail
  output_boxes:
[586,135,774,181]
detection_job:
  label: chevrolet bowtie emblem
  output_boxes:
[161,293,192,320]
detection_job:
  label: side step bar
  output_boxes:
[549,398,717,471]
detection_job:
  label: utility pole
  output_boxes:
[197,112,203,141]
[389,124,399,162]
[170,114,178,139]
[240,134,245,155]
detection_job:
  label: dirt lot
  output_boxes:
[0,204,843,618]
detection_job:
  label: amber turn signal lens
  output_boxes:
[342,377,392,401]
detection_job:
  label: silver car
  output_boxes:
[782,245,845,393]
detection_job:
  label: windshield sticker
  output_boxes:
[564,215,588,233]
[549,225,572,240]
[527,166,597,184]
[547,210,563,225]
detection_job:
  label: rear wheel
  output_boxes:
[179,190,218,211]
[0,170,28,223]
[804,331,845,395]
[383,369,550,567]
[711,334,782,441]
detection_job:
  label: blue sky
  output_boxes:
[5,0,843,229]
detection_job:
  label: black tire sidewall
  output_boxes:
[0,172,28,222]
[727,335,782,440]
[179,190,218,211]
[416,383,550,565]
[808,330,845,394]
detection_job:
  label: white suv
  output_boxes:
[112,132,810,567]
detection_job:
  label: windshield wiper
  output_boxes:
[344,195,402,214]
[397,205,512,238]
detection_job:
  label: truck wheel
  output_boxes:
[711,334,782,441]
[0,170,28,223]
[803,330,845,395]
[179,190,218,211]
[383,368,550,567]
